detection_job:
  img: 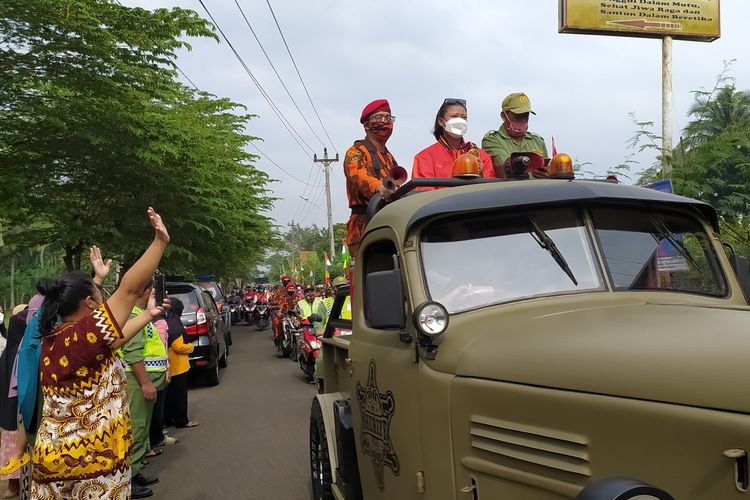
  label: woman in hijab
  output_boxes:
[164,297,198,429]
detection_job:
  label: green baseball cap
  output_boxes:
[501,92,535,115]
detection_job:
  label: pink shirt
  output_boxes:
[154,318,170,370]
[412,140,495,188]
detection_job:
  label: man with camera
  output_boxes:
[482,92,549,179]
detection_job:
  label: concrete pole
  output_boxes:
[662,35,673,178]
[313,148,339,258]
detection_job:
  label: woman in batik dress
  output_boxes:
[30,207,170,500]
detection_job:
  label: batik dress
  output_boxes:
[31,303,133,500]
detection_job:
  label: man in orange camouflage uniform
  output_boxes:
[344,99,399,259]
[270,275,294,340]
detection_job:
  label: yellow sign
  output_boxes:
[559,0,720,41]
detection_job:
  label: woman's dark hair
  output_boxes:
[36,271,96,336]
[432,99,467,141]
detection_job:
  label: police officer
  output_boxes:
[482,92,549,178]
[120,281,169,498]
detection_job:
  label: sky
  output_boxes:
[124,0,750,234]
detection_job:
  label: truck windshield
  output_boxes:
[420,209,604,312]
[591,207,726,296]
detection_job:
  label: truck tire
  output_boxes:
[310,399,333,500]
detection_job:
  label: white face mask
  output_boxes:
[443,117,468,138]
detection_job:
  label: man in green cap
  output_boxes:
[482,92,549,178]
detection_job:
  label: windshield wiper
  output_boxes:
[527,217,579,286]
[648,215,703,271]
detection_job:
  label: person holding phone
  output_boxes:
[30,208,170,500]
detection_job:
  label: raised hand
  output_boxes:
[89,246,112,281]
[147,288,171,317]
[148,207,170,244]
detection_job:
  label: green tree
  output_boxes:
[1,1,278,281]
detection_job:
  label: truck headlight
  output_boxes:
[413,301,449,337]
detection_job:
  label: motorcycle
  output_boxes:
[297,314,323,381]
[276,313,300,358]
[254,300,270,331]
[242,296,257,325]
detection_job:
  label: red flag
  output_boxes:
[551,136,558,157]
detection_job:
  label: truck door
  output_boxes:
[348,231,423,499]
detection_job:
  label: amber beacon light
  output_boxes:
[549,153,575,179]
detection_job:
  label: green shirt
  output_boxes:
[481,126,548,171]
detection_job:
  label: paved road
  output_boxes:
[149,323,317,500]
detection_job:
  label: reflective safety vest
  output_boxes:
[118,307,168,373]
[297,298,323,319]
[322,297,334,327]
[341,296,352,320]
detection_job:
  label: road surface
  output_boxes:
[150,323,317,499]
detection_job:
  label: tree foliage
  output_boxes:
[0,0,279,298]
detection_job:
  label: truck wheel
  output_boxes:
[310,399,333,500]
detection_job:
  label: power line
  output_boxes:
[265,0,338,154]
[248,142,323,187]
[197,0,316,159]
[233,0,326,150]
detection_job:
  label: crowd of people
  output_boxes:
[0,208,199,499]
[344,92,549,262]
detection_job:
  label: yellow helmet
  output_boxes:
[332,276,348,288]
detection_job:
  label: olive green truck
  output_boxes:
[311,178,750,500]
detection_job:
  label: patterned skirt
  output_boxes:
[30,468,130,500]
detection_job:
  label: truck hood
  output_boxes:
[451,302,750,413]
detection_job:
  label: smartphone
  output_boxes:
[153,274,166,304]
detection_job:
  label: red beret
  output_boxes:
[360,99,391,124]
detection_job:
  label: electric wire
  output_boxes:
[248,142,323,187]
[233,0,326,150]
[197,0,316,159]
[265,0,339,154]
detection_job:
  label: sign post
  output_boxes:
[559,0,720,178]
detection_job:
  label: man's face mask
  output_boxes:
[503,112,529,138]
[366,114,394,139]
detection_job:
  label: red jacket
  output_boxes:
[412,140,495,188]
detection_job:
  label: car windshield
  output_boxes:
[592,207,726,296]
[420,209,604,313]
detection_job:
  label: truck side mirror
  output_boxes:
[365,268,405,330]
[729,254,750,304]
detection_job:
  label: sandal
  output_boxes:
[144,448,163,458]
[155,435,178,447]
[180,421,199,428]
[0,453,30,475]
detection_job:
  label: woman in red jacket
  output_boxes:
[412,98,496,184]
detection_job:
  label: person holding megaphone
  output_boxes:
[344,99,401,259]
[412,98,496,188]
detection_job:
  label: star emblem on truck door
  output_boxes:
[356,359,400,490]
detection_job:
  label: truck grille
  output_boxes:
[467,415,591,484]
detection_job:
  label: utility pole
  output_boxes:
[661,35,673,178]
[313,147,339,258]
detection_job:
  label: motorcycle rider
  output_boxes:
[270,275,294,341]
[297,285,327,334]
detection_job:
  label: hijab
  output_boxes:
[166,297,186,346]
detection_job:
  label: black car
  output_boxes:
[166,281,229,386]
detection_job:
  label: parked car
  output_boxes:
[166,281,229,386]
[196,276,232,341]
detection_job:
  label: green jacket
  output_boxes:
[481,126,548,172]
